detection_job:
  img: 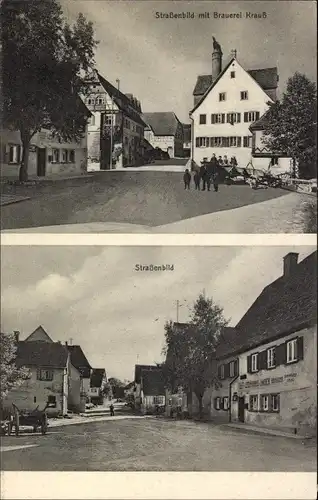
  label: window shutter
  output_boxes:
[247,355,252,373]
[217,365,222,379]
[211,115,215,124]
[196,137,199,147]
[276,342,286,366]
[219,397,224,410]
[259,350,267,370]
[237,113,241,123]
[234,359,239,377]
[256,112,260,120]
[297,337,304,360]
[222,114,225,123]
[244,112,248,122]
[227,114,230,123]
[224,363,230,379]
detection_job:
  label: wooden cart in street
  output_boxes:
[9,403,49,436]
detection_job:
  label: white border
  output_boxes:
[1,472,317,500]
[1,234,317,246]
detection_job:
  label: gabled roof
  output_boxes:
[90,368,106,388]
[191,60,278,113]
[142,112,181,136]
[97,72,147,127]
[16,341,69,368]
[141,368,165,396]
[235,251,317,349]
[24,326,53,343]
[134,364,159,384]
[67,345,92,377]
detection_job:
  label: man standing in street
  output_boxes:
[110,403,115,416]
[200,162,210,191]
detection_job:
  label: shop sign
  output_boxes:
[238,372,298,390]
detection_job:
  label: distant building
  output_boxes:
[139,368,166,414]
[182,124,191,158]
[189,38,292,173]
[84,70,147,170]
[1,100,91,179]
[2,326,81,416]
[89,368,108,405]
[143,112,184,158]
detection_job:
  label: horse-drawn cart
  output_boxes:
[8,403,49,436]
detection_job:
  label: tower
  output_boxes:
[212,37,223,80]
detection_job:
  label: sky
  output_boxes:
[1,245,315,382]
[61,0,317,122]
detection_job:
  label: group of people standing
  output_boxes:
[183,154,238,192]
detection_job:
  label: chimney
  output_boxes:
[13,331,20,342]
[212,37,223,80]
[283,252,299,277]
[230,49,237,59]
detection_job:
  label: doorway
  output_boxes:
[37,148,46,176]
[238,396,245,423]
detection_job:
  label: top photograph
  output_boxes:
[1,0,316,234]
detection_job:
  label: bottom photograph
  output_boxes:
[0,245,316,472]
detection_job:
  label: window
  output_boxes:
[220,364,225,379]
[211,113,225,124]
[229,136,241,147]
[219,92,226,101]
[267,347,276,369]
[153,396,165,405]
[230,71,235,78]
[243,136,253,148]
[261,394,269,411]
[271,394,280,412]
[8,144,21,164]
[37,369,54,381]
[227,112,241,124]
[199,114,207,124]
[270,157,279,166]
[223,397,229,410]
[105,115,113,126]
[69,150,75,163]
[52,149,60,163]
[251,353,258,372]
[244,111,260,122]
[88,115,95,126]
[195,137,209,147]
[34,396,37,403]
[241,91,248,100]
[47,395,57,408]
[249,395,258,411]
[61,149,68,163]
[229,361,235,377]
[286,338,298,363]
[214,397,221,410]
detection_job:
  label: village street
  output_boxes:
[1,167,314,233]
[1,417,316,472]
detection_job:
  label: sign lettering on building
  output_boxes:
[238,372,298,390]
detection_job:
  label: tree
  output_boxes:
[108,377,125,399]
[163,293,229,419]
[261,72,317,179]
[0,332,29,405]
[1,0,98,181]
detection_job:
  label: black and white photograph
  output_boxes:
[1,0,317,233]
[0,245,316,472]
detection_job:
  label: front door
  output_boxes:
[238,396,245,423]
[37,148,46,176]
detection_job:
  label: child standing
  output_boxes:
[183,169,191,190]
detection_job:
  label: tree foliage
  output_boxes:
[163,293,229,418]
[1,0,98,180]
[0,332,30,404]
[261,72,317,178]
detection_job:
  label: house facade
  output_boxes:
[139,368,166,414]
[143,112,184,158]
[88,368,108,405]
[84,71,146,170]
[190,39,289,172]
[210,252,317,436]
[2,326,81,417]
[67,344,92,411]
[1,98,90,179]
